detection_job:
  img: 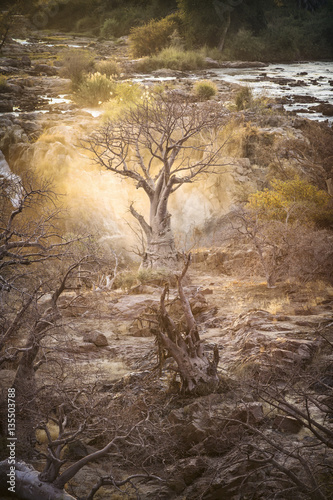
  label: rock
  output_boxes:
[1,58,20,68]
[220,61,267,68]
[167,476,187,493]
[21,55,31,67]
[83,331,108,347]
[151,68,189,78]
[185,420,208,444]
[129,326,153,337]
[204,57,221,68]
[190,293,208,314]
[32,64,58,76]
[272,414,303,433]
[231,403,264,424]
[313,103,333,116]
[128,284,160,295]
[168,408,186,425]
[167,457,207,487]
[0,99,13,112]
[18,120,42,134]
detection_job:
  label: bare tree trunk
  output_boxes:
[0,461,75,500]
[145,209,178,269]
[217,11,231,52]
[130,188,179,269]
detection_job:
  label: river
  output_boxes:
[211,61,333,124]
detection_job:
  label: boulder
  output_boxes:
[204,57,221,68]
[151,68,189,78]
[315,103,333,116]
[231,403,264,424]
[21,55,31,67]
[0,99,13,112]
[167,457,207,488]
[32,64,58,76]
[83,331,108,347]
[272,414,303,434]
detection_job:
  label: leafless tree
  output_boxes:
[0,177,93,458]
[226,206,333,287]
[0,1,23,51]
[84,95,228,268]
[0,403,163,500]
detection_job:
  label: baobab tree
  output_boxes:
[85,95,228,268]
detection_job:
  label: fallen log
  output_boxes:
[0,460,75,500]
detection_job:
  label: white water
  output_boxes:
[212,61,333,123]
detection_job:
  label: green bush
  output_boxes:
[102,81,144,120]
[100,18,121,39]
[194,79,217,100]
[235,86,253,110]
[59,48,95,86]
[74,73,115,106]
[113,270,138,290]
[129,16,177,57]
[95,60,121,78]
[136,47,206,72]
[223,29,265,61]
[138,267,174,286]
[247,177,333,226]
[262,22,302,61]
[75,15,99,34]
[0,76,10,92]
[101,5,162,40]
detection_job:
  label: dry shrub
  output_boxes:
[59,48,95,86]
[95,59,121,77]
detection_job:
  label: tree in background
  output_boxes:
[177,0,269,50]
[230,178,333,287]
[247,177,333,227]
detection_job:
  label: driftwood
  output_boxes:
[156,254,219,394]
[0,460,75,500]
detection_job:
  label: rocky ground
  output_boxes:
[30,268,333,499]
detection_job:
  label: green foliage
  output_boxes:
[75,15,99,35]
[102,81,144,120]
[59,48,95,87]
[113,265,174,289]
[100,18,122,39]
[262,20,303,60]
[247,178,333,226]
[137,267,175,286]
[235,87,253,111]
[100,5,164,39]
[135,46,206,72]
[177,0,222,47]
[113,270,138,290]
[0,75,9,92]
[223,29,265,61]
[75,73,115,106]
[129,16,177,57]
[95,59,121,78]
[193,79,217,100]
